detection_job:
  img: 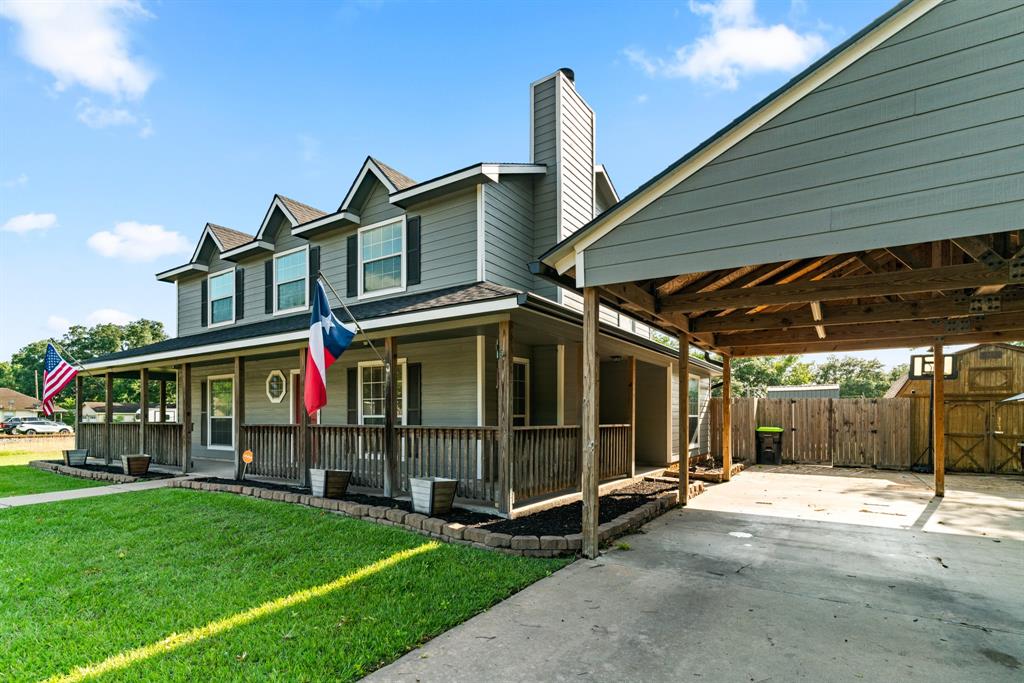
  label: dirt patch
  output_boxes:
[40,460,174,481]
[194,477,676,537]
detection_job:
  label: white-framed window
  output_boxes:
[273,245,308,314]
[513,357,530,427]
[208,269,235,327]
[207,375,234,450]
[358,360,406,425]
[265,370,287,403]
[358,217,406,298]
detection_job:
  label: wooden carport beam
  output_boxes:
[690,294,1024,333]
[727,326,1024,356]
[809,301,826,339]
[660,262,1014,312]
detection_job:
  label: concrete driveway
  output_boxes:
[367,466,1024,682]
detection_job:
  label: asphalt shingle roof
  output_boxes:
[278,195,327,224]
[208,224,254,251]
[88,282,521,364]
[371,157,417,190]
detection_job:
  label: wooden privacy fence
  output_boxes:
[709,397,913,469]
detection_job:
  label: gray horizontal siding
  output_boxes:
[484,177,535,291]
[585,0,1024,285]
[532,75,559,303]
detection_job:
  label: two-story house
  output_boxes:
[78,69,720,515]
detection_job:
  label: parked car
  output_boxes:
[13,419,73,435]
[1,416,34,434]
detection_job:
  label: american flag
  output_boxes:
[42,343,77,416]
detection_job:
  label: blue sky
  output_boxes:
[1,0,930,369]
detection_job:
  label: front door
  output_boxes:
[208,377,233,450]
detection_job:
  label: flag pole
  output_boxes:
[315,271,389,370]
[47,338,95,377]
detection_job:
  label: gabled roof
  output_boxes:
[371,157,417,191]
[208,224,253,251]
[0,387,42,412]
[278,195,327,224]
[539,0,933,278]
[389,163,546,208]
[221,194,328,261]
[339,156,416,213]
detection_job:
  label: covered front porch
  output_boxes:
[76,303,701,516]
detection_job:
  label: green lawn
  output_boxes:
[0,451,106,497]
[0,488,567,681]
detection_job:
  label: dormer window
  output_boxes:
[208,270,235,326]
[359,217,405,297]
[274,246,308,314]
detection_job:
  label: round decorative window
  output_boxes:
[266,370,287,403]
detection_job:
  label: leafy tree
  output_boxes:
[0,361,13,389]
[812,355,893,398]
[723,355,813,397]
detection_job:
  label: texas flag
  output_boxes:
[305,280,356,415]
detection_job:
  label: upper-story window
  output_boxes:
[274,246,308,314]
[359,217,405,297]
[208,270,234,327]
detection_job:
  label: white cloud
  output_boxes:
[2,212,57,234]
[625,0,827,90]
[1,173,29,188]
[47,315,71,333]
[87,221,190,262]
[86,308,136,325]
[0,0,154,100]
[76,98,137,128]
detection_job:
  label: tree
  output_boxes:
[724,355,813,397]
[0,361,13,389]
[812,355,893,398]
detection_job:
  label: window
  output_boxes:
[360,362,405,425]
[274,247,307,313]
[265,370,287,403]
[688,377,699,450]
[209,377,233,448]
[208,271,234,326]
[513,359,529,427]
[359,218,404,296]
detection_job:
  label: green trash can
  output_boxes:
[755,426,784,465]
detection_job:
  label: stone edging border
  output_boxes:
[29,460,139,485]
[689,462,746,484]
[170,479,707,557]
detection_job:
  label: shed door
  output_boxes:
[990,401,1024,475]
[944,401,988,473]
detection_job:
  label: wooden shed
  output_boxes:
[886,344,1024,473]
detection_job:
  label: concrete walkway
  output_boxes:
[0,477,185,508]
[368,467,1024,682]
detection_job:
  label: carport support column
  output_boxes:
[104,373,113,465]
[933,342,945,497]
[628,356,636,479]
[581,288,600,559]
[139,368,149,455]
[383,337,399,498]
[679,340,690,505]
[180,363,192,474]
[722,355,732,482]
[234,356,246,481]
[496,321,514,514]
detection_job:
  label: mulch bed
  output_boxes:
[41,461,174,481]
[194,477,675,537]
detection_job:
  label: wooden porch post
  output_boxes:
[383,337,399,497]
[159,380,167,423]
[933,342,945,497]
[581,287,600,559]
[627,356,637,479]
[297,350,310,487]
[234,356,246,480]
[139,368,149,455]
[180,363,192,474]
[721,355,733,482]
[679,341,691,505]
[496,321,513,514]
[74,375,83,450]
[104,373,113,465]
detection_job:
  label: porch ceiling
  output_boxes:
[551,230,1024,356]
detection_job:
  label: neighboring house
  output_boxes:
[0,387,45,418]
[82,402,178,423]
[78,69,721,514]
[884,343,1023,473]
[767,385,841,400]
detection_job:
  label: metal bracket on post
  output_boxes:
[968,294,1001,314]
[945,318,974,334]
[981,250,1005,269]
[1009,257,1024,282]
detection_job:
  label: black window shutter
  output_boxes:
[235,268,244,321]
[308,246,320,303]
[264,259,274,314]
[407,363,422,425]
[346,367,358,424]
[200,279,208,327]
[406,216,421,286]
[200,381,208,446]
[346,235,358,297]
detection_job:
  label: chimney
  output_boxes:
[531,69,596,263]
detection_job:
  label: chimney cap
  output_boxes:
[559,67,575,83]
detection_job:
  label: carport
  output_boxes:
[535,0,1024,558]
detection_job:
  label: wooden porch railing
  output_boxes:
[511,424,633,502]
[242,424,299,480]
[78,422,106,459]
[76,421,183,466]
[398,426,499,503]
[145,423,183,467]
[309,424,385,488]
[599,424,632,481]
